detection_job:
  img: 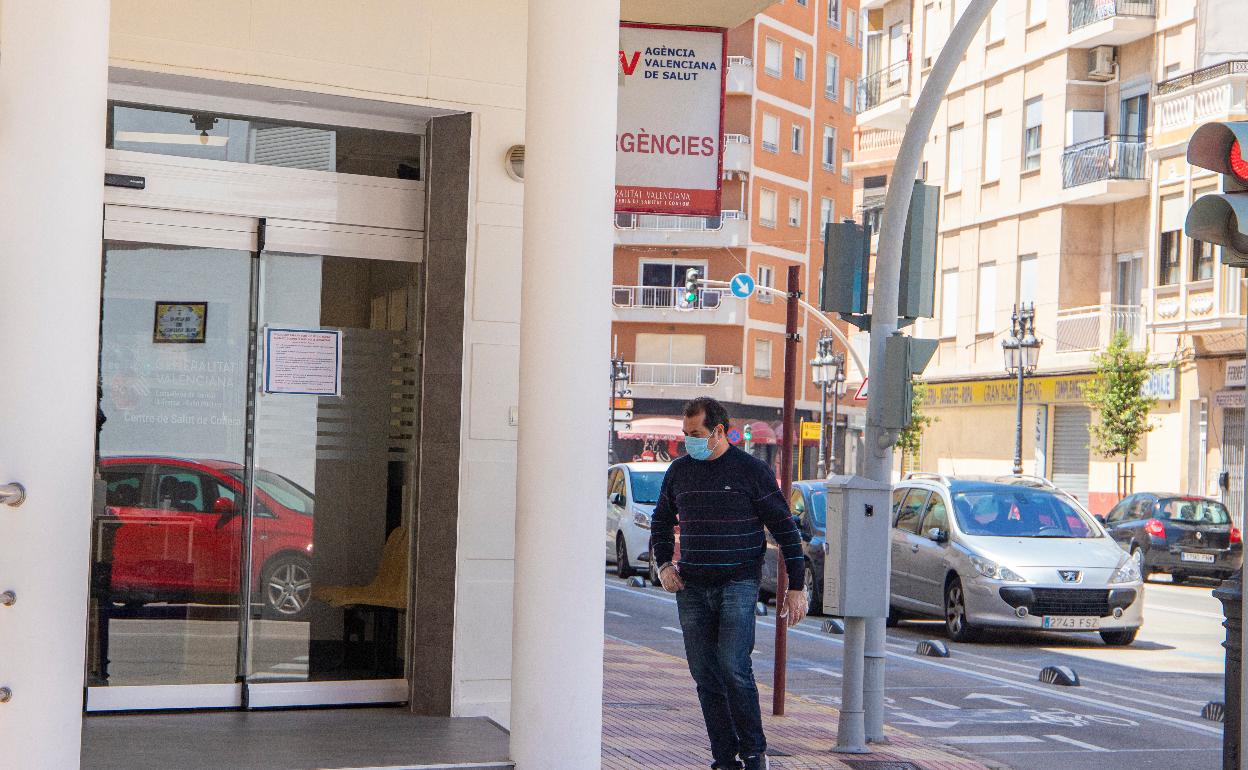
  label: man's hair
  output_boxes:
[683,397,730,434]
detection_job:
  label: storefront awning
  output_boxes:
[737,420,777,446]
[617,416,684,441]
[621,0,776,29]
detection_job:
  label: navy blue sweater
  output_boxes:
[651,446,806,590]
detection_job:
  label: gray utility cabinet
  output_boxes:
[821,475,891,618]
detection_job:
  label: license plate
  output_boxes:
[1042,616,1099,630]
[1181,552,1216,564]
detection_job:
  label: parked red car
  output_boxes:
[97,457,315,619]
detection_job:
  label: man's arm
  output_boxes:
[649,470,677,568]
[753,470,805,591]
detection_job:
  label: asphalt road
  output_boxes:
[605,572,1227,770]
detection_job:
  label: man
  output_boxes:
[650,397,809,770]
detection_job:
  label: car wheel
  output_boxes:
[1130,546,1150,581]
[1100,627,1139,646]
[944,576,980,643]
[803,562,821,616]
[261,554,313,621]
[886,605,903,628]
[616,536,634,579]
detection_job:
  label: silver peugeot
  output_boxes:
[888,473,1144,646]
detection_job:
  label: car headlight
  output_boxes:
[1109,556,1141,584]
[632,510,652,530]
[969,554,1026,582]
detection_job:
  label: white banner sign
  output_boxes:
[1227,359,1246,388]
[264,327,342,396]
[616,23,726,216]
[1141,367,1177,401]
[1215,389,1245,409]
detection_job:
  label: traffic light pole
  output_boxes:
[773,264,801,716]
[856,0,998,743]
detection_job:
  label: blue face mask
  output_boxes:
[685,432,720,461]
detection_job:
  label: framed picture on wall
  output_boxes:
[153,301,208,343]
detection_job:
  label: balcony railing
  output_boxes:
[857,61,910,114]
[1157,59,1248,96]
[611,285,724,311]
[1068,0,1156,32]
[1061,135,1146,188]
[614,210,743,231]
[724,133,751,145]
[856,129,903,153]
[626,363,736,387]
[727,56,753,68]
[1055,303,1144,352]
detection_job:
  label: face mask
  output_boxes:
[685,432,720,461]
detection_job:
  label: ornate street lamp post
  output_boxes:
[810,334,846,478]
[1002,303,1041,475]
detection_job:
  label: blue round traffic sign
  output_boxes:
[727,428,743,445]
[729,272,756,299]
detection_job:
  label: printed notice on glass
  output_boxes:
[264,327,342,396]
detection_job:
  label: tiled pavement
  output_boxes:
[603,638,1007,770]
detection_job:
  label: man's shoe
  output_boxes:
[711,763,744,770]
[741,753,769,770]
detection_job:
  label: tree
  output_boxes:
[896,380,934,465]
[1084,331,1157,492]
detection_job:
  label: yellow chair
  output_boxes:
[313,526,409,610]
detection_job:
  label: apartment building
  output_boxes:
[612,0,867,476]
[852,0,1197,513]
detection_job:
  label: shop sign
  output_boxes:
[1215,389,1246,409]
[800,421,822,441]
[1141,367,1177,401]
[925,374,1094,408]
[616,23,726,216]
[1227,359,1246,388]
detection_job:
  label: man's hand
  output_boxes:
[779,589,808,626]
[658,563,685,593]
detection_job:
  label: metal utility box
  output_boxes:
[821,475,892,618]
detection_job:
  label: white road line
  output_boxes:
[1045,734,1109,752]
[809,667,842,678]
[661,626,683,635]
[607,610,630,618]
[911,696,960,710]
[943,735,1044,744]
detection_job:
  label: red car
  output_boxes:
[97,457,315,619]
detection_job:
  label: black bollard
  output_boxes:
[1214,570,1242,770]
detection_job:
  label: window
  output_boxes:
[983,112,1002,183]
[765,38,782,77]
[845,78,855,112]
[894,489,931,533]
[977,262,997,335]
[1027,0,1047,26]
[860,10,867,48]
[797,0,807,5]
[841,149,852,182]
[923,3,939,64]
[636,333,707,368]
[1164,63,1181,80]
[953,0,970,19]
[788,196,802,227]
[828,0,841,27]
[1023,97,1043,171]
[1017,254,1038,305]
[1121,93,1148,141]
[757,264,775,303]
[889,23,906,68]
[1192,240,1216,281]
[921,495,950,535]
[946,124,964,193]
[794,50,807,81]
[819,197,834,240]
[792,124,804,154]
[641,262,704,289]
[940,269,959,337]
[846,10,856,43]
[987,0,1006,42]
[1159,194,1183,286]
[762,114,780,153]
[822,125,837,170]
[759,188,778,228]
[754,338,773,378]
[825,54,840,100]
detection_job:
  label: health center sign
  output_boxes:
[617,23,726,216]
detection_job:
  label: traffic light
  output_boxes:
[898,181,939,323]
[743,422,753,451]
[1185,121,1248,266]
[879,333,938,431]
[683,268,700,306]
[821,220,871,319]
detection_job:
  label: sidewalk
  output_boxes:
[603,638,1007,770]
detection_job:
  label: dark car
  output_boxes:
[761,480,827,614]
[1100,493,1242,583]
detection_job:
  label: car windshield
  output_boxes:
[226,469,314,515]
[630,471,665,505]
[1157,497,1231,525]
[952,488,1097,538]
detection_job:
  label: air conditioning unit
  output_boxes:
[1088,46,1116,81]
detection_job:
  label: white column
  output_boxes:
[510,0,618,767]
[0,2,110,767]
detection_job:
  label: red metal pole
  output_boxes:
[773,265,800,716]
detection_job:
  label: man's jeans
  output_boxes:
[676,578,766,768]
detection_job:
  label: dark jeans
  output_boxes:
[676,578,766,767]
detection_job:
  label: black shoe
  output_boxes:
[712,762,744,770]
[741,753,769,770]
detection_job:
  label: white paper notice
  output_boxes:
[264,328,342,396]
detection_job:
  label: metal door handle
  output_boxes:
[0,483,25,507]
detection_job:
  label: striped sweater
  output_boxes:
[651,446,806,590]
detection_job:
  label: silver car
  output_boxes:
[888,473,1144,646]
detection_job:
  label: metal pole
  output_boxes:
[1014,317,1024,474]
[609,360,618,464]
[774,264,800,716]
[859,0,999,744]
[817,349,829,478]
[830,363,841,475]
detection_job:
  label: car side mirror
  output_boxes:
[212,496,237,518]
[609,492,625,507]
[926,527,948,544]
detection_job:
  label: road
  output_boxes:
[605,573,1227,770]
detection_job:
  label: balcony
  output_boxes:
[1150,276,1247,344]
[1054,304,1145,353]
[723,133,751,172]
[611,285,745,325]
[624,362,741,403]
[1060,135,1148,204]
[850,129,903,168]
[856,61,911,131]
[1067,0,1155,47]
[860,0,890,9]
[614,210,748,247]
[726,56,754,95]
[1155,60,1248,144]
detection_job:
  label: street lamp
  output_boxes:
[609,357,630,463]
[810,334,847,478]
[1002,303,1041,475]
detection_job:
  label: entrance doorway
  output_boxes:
[87,205,422,711]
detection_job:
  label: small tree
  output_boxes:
[1083,331,1157,495]
[896,380,935,468]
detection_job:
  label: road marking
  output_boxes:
[809,667,842,678]
[607,610,630,618]
[893,711,958,729]
[943,735,1044,745]
[661,626,683,635]
[966,693,1029,708]
[1045,734,1109,752]
[910,696,959,710]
